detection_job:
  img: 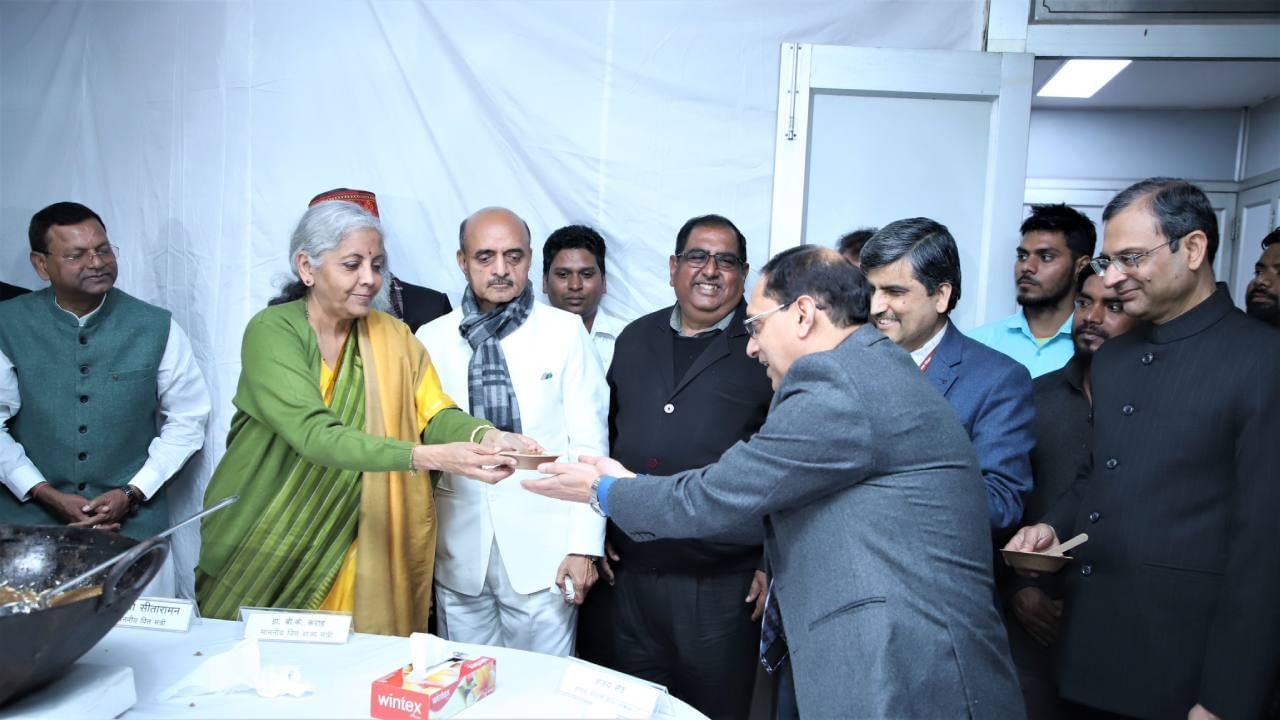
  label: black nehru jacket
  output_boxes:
[606,300,773,572]
[393,277,452,333]
[0,282,30,302]
[1045,285,1280,719]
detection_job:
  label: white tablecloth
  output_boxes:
[75,619,705,719]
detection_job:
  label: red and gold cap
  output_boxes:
[308,188,379,218]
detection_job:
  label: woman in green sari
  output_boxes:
[196,201,531,636]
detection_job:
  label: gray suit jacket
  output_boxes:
[608,326,1023,719]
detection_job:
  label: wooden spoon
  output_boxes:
[1046,532,1089,557]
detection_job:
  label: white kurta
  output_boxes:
[587,307,628,374]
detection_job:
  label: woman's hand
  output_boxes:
[480,429,546,454]
[412,443,516,484]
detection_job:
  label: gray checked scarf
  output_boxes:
[458,283,533,433]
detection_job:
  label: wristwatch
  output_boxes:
[588,476,607,517]
[119,484,144,511]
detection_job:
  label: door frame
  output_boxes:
[768,43,1034,324]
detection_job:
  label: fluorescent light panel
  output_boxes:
[1037,59,1132,99]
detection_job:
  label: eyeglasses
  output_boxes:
[36,244,118,265]
[743,301,793,338]
[675,249,743,271]
[1089,239,1174,275]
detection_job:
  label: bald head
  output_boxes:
[456,207,534,311]
[459,207,531,251]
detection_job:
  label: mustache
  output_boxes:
[874,311,898,323]
[1076,323,1108,340]
[487,279,514,288]
[1017,274,1039,286]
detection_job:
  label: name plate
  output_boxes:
[240,607,352,644]
[117,597,194,632]
[558,661,662,719]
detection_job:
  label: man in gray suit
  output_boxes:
[526,246,1022,718]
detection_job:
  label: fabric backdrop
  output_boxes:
[0,0,983,599]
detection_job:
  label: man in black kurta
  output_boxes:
[576,214,773,719]
[1002,267,1138,719]
[1007,178,1280,720]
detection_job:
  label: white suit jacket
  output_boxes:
[416,301,608,595]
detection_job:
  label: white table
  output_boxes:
[71,619,705,719]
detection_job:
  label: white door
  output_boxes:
[1233,180,1280,308]
[1025,179,1241,294]
[768,44,1035,330]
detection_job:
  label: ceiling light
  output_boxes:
[1037,59,1132,99]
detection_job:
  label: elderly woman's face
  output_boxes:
[301,228,385,321]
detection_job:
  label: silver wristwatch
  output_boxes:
[588,476,606,517]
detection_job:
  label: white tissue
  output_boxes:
[158,639,313,700]
[407,632,454,683]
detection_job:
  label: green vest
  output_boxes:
[0,288,171,538]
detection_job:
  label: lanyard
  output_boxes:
[918,348,937,373]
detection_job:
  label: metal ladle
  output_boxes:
[0,495,238,615]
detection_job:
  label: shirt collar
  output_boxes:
[590,308,625,339]
[54,294,107,327]
[1061,354,1089,395]
[911,323,948,367]
[669,303,735,337]
[1010,310,1073,341]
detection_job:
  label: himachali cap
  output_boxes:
[308,188,379,218]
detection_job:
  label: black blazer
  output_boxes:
[1045,286,1280,719]
[393,277,452,333]
[605,299,773,572]
[0,282,30,302]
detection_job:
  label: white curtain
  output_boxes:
[0,0,983,599]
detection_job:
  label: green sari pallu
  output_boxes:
[197,335,367,617]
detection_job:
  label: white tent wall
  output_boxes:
[0,0,984,599]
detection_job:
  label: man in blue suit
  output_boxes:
[861,218,1034,531]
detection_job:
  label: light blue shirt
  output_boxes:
[966,311,1075,378]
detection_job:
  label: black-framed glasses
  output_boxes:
[1089,239,1174,275]
[675,249,743,271]
[743,301,793,338]
[35,244,118,265]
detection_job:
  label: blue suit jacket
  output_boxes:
[925,321,1035,530]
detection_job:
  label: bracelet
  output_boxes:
[469,424,496,444]
[29,481,49,499]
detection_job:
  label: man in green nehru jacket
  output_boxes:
[0,202,211,595]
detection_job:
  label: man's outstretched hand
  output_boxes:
[523,455,635,503]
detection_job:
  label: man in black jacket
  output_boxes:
[1006,178,1280,720]
[1002,266,1136,719]
[0,281,29,302]
[576,214,772,719]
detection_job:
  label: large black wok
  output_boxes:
[0,525,167,707]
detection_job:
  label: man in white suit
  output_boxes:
[417,207,608,656]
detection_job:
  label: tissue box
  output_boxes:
[370,655,496,720]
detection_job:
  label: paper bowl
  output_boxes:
[499,452,560,471]
[1000,549,1072,573]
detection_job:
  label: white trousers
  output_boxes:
[435,539,576,657]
